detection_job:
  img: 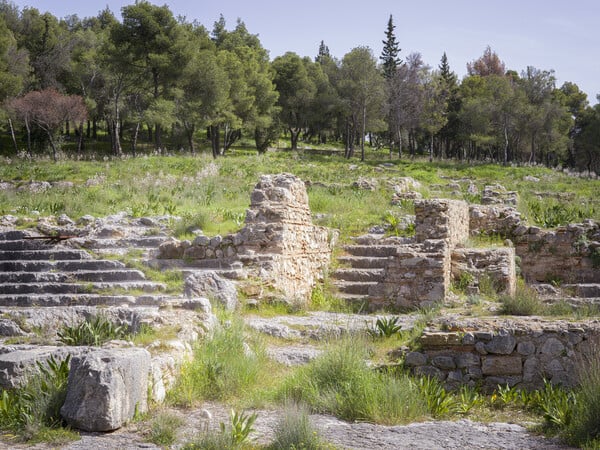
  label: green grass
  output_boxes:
[278,337,428,424]
[267,402,327,450]
[0,355,73,442]
[2,152,598,242]
[167,314,267,406]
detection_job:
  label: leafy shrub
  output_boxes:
[526,199,595,228]
[416,376,457,418]
[57,315,128,346]
[452,272,474,294]
[0,355,71,441]
[268,402,323,450]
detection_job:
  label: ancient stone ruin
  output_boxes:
[334,198,517,310]
[157,173,336,304]
[0,173,599,434]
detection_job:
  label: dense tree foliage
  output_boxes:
[0,1,598,173]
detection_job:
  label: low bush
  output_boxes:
[147,411,184,447]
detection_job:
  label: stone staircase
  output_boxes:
[0,231,169,308]
[332,235,403,307]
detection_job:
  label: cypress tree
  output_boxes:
[380,14,401,79]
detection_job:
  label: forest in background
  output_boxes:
[0,0,599,173]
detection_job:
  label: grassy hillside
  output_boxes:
[1,150,598,240]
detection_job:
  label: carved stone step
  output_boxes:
[331,268,385,282]
[343,245,399,257]
[563,284,600,298]
[0,259,127,272]
[0,270,147,284]
[0,239,63,251]
[336,256,391,269]
[71,236,168,249]
[0,294,139,307]
[0,249,92,261]
[0,293,181,308]
[333,281,378,295]
[0,281,165,295]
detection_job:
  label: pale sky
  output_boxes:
[10,0,600,104]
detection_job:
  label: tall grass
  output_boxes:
[564,342,600,447]
[0,355,75,442]
[268,402,324,450]
[278,337,427,424]
[167,315,266,406]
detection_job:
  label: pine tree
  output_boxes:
[316,40,330,64]
[380,14,401,79]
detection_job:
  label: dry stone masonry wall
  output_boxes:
[404,319,600,391]
[159,173,335,303]
[469,203,599,285]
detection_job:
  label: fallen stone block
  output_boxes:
[61,348,150,432]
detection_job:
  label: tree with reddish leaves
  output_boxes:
[7,89,87,160]
[467,46,506,77]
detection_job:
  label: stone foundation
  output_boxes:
[404,319,600,390]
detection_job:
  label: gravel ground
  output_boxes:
[3,402,574,449]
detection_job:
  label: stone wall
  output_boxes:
[415,199,469,249]
[158,174,335,303]
[469,205,599,284]
[404,319,600,390]
[469,205,523,237]
[451,247,516,296]
[512,221,600,283]
[373,240,450,310]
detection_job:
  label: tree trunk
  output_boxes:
[210,124,220,158]
[429,133,433,163]
[92,119,97,140]
[185,122,195,154]
[155,124,162,153]
[503,125,509,166]
[77,121,84,155]
[289,127,301,150]
[8,119,18,153]
[46,131,58,162]
[24,118,32,157]
[360,105,366,162]
[397,128,402,159]
[132,122,140,157]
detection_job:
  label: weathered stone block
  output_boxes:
[404,351,427,367]
[432,355,456,370]
[482,356,522,376]
[61,348,150,432]
[184,271,238,311]
[485,331,516,354]
[540,337,565,357]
